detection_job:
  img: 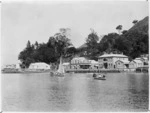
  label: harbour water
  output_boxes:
[2,72,149,112]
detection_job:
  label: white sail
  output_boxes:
[57,56,64,73]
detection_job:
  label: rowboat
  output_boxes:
[93,73,106,80]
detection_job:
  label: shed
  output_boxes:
[129,60,143,68]
[29,62,50,70]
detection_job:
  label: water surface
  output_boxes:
[2,72,149,112]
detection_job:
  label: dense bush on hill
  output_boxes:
[19,17,149,67]
[18,29,76,68]
[78,16,149,60]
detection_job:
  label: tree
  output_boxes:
[54,34,71,56]
[26,40,31,48]
[37,44,58,63]
[85,29,99,59]
[114,35,131,56]
[35,41,39,49]
[18,28,74,68]
[18,41,35,68]
[116,25,122,35]
[54,28,72,57]
[132,20,138,25]
[65,45,77,58]
[86,29,99,47]
[122,30,128,34]
[25,57,35,68]
[99,33,119,53]
[47,37,55,48]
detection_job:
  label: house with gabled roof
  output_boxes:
[29,62,50,70]
[135,57,148,65]
[70,57,91,69]
[115,60,130,69]
[129,60,143,69]
[98,53,129,69]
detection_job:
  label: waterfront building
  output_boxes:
[115,60,129,69]
[4,64,16,69]
[29,62,50,70]
[70,57,91,69]
[140,54,149,58]
[135,57,149,65]
[2,63,21,69]
[129,60,144,69]
[89,60,99,69]
[1,63,21,73]
[98,53,129,69]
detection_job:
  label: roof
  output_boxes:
[71,57,90,64]
[99,54,128,58]
[63,62,70,66]
[30,62,49,66]
[135,57,148,60]
[135,58,142,60]
[89,60,98,64]
[132,60,143,63]
[142,57,148,60]
[77,43,88,49]
[72,57,87,60]
[115,60,129,64]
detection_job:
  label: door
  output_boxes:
[104,63,108,69]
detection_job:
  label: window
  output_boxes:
[104,58,107,61]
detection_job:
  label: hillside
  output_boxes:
[89,16,149,60]
[128,16,148,34]
[116,16,149,59]
[77,43,88,49]
[75,16,149,60]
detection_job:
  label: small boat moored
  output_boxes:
[93,73,106,80]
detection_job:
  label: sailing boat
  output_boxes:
[54,55,65,77]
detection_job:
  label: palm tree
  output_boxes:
[116,25,122,35]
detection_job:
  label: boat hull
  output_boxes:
[50,71,64,77]
[93,73,106,80]
[94,77,106,80]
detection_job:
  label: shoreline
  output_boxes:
[1,70,148,74]
[1,66,148,74]
[1,69,51,74]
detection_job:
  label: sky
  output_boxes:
[1,1,149,65]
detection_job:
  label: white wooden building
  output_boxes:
[29,62,50,70]
[115,60,129,69]
[98,53,129,69]
[70,57,91,69]
[135,57,148,65]
[129,60,143,69]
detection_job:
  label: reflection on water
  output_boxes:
[2,73,149,111]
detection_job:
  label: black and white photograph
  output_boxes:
[1,0,149,112]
